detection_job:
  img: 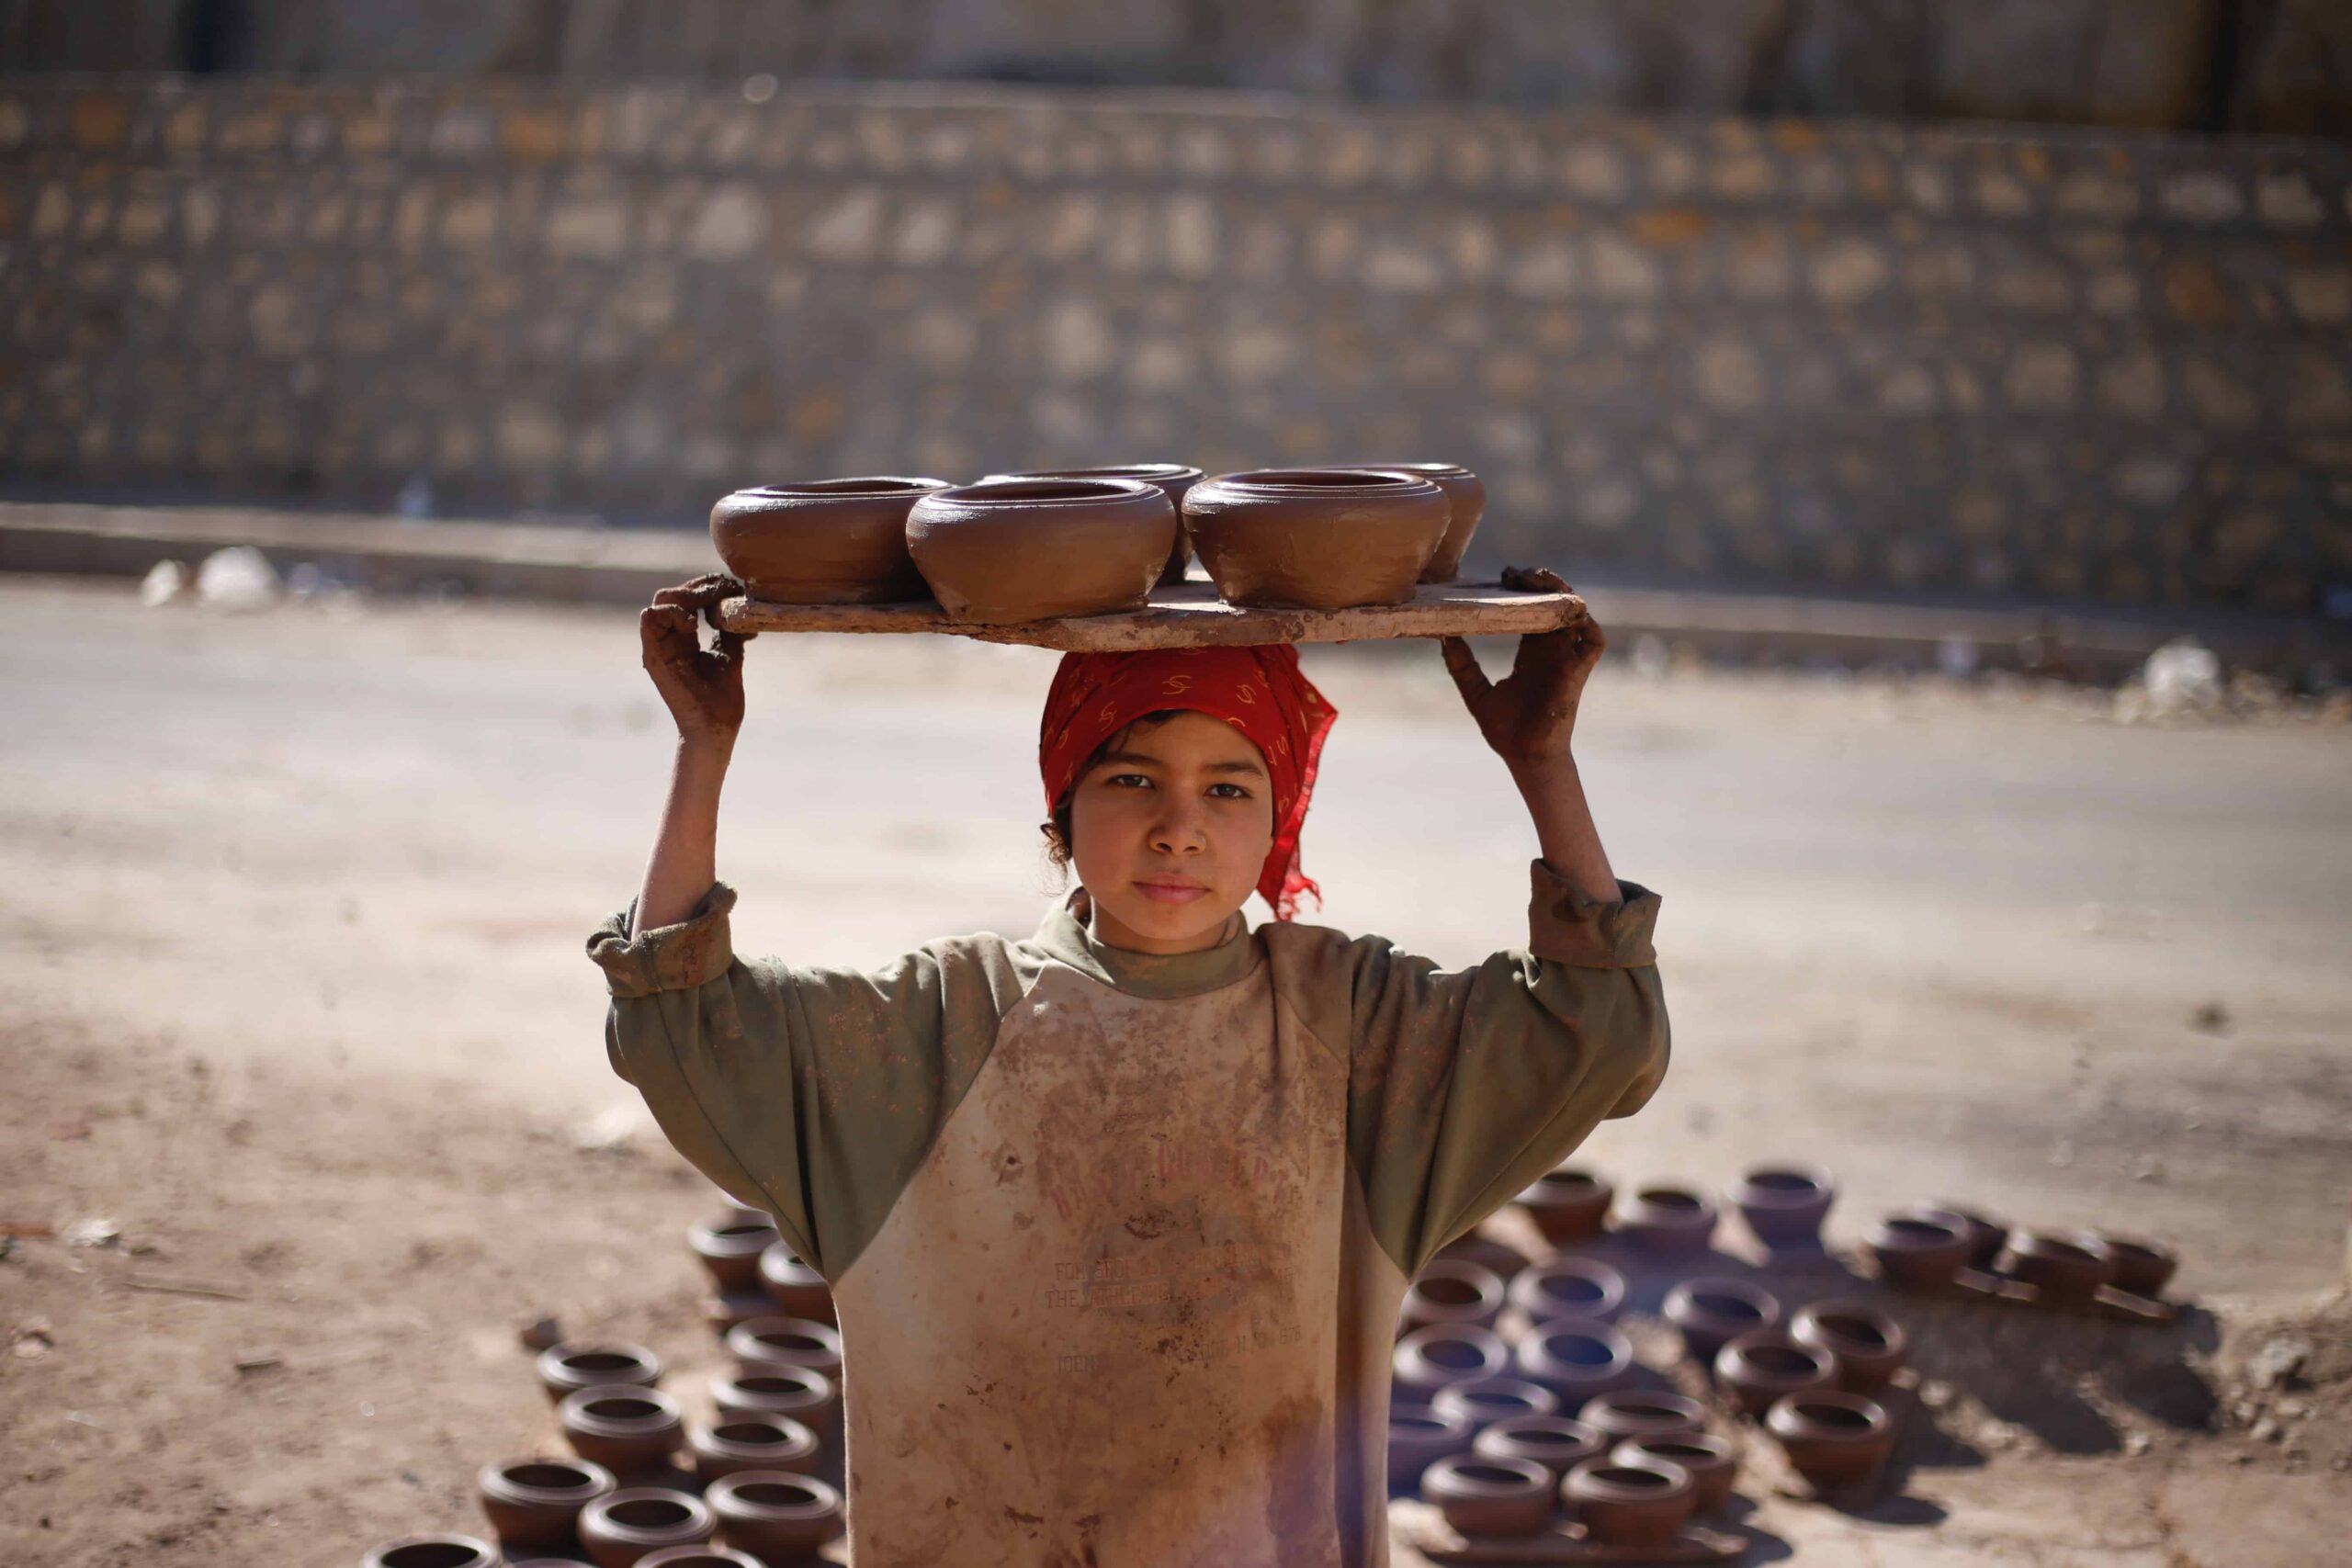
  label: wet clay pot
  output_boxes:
[636,1549,765,1568]
[2003,1231,2117,1308]
[1395,1324,1512,1404]
[479,1457,617,1553]
[708,478,949,604]
[1422,1454,1556,1539]
[1387,1405,1476,1493]
[1764,1392,1894,1491]
[1182,468,1450,609]
[1865,1210,1974,1292]
[1511,1318,1636,1411]
[577,1488,715,1568]
[1612,1435,1737,1516]
[700,1289,775,1337]
[986,463,1204,586]
[727,1316,844,1381]
[1579,1390,1710,1447]
[906,478,1177,624]
[1921,1201,2010,1270]
[1515,1167,1615,1246]
[1402,1258,1508,1332]
[756,1245,835,1325]
[539,1344,663,1404]
[560,1386,688,1482]
[1343,463,1486,582]
[2099,1235,2178,1298]
[1472,1416,1606,1483]
[705,1471,845,1562]
[687,1215,779,1293]
[1663,1277,1782,1363]
[1713,1332,1838,1419]
[1433,1375,1559,1428]
[709,1367,839,1435]
[1612,1183,1720,1254]
[1731,1163,1838,1250]
[1563,1457,1696,1549]
[689,1416,821,1484]
[363,1536,501,1568]
[1790,1300,1910,1395]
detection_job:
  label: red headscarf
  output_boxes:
[1039,645,1339,919]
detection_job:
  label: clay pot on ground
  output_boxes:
[755,1245,835,1324]
[1920,1201,2009,1271]
[2099,1235,2178,1297]
[538,1344,663,1404]
[1387,1405,1476,1493]
[1472,1416,1606,1483]
[709,1367,839,1434]
[1401,1258,1508,1332]
[985,464,1204,586]
[1865,1210,1974,1292]
[1790,1300,1910,1395]
[1435,1233,1532,1282]
[700,1289,775,1337]
[906,478,1177,624]
[1182,468,1450,609]
[560,1386,688,1482]
[1612,1184,1719,1253]
[1511,1318,1636,1411]
[705,1471,845,1562]
[1730,1164,1838,1250]
[708,478,948,605]
[687,1215,780,1293]
[1508,1258,1628,1325]
[479,1457,617,1552]
[1579,1390,1710,1447]
[577,1488,715,1568]
[1563,1457,1696,1549]
[2002,1231,2117,1307]
[1662,1277,1782,1363]
[635,1549,765,1568]
[362,1536,501,1568]
[1612,1435,1738,1515]
[1516,1167,1614,1244]
[1421,1454,1557,1539]
[1764,1391,1894,1491]
[1433,1376,1559,1428]
[1713,1332,1838,1419]
[689,1416,821,1484]
[1393,1323,1512,1404]
[727,1316,844,1380]
[1342,462,1486,582]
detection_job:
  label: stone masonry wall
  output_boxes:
[3,76,2349,611]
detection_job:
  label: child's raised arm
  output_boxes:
[632,573,753,935]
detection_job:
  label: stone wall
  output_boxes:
[3,76,2349,611]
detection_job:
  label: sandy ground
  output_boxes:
[2,572,2348,1565]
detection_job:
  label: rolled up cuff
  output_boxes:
[1526,860,1660,967]
[586,882,739,998]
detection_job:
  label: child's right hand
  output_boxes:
[640,573,754,748]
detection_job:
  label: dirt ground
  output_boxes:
[2,572,2348,1566]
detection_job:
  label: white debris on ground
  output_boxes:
[138,558,189,607]
[2113,637,2225,723]
[194,546,280,612]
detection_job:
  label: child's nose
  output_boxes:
[1148,798,1208,853]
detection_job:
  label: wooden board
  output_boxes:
[715,579,1586,650]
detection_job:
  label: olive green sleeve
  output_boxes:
[585,882,1037,1280]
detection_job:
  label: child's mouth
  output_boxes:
[1134,880,1209,904]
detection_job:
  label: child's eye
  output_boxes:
[1104,773,1152,789]
[1208,783,1253,800]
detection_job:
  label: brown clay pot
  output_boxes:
[2098,1235,2178,1298]
[708,478,949,604]
[1612,1184,1719,1254]
[1790,1300,1910,1395]
[560,1386,688,1482]
[2002,1231,2117,1307]
[704,1471,845,1562]
[1421,1454,1557,1540]
[1435,1233,1533,1282]
[538,1344,662,1404]
[1506,1258,1627,1325]
[1393,1323,1512,1404]
[577,1488,715,1568]
[1662,1277,1782,1363]
[1579,1390,1710,1446]
[506,1559,596,1568]
[687,1215,780,1293]
[700,1289,775,1337]
[1387,1404,1476,1494]
[1611,1435,1737,1516]
[726,1316,844,1381]
[1182,468,1450,609]
[1764,1392,1894,1491]
[1433,1375,1560,1427]
[362,1536,501,1568]
[1511,1318,1636,1411]
[1865,1210,1974,1292]
[636,1548,765,1568]
[756,1245,835,1325]
[906,478,1177,624]
[709,1367,839,1434]
[1514,1167,1615,1245]
[1342,463,1486,582]
[478,1457,617,1553]
[1402,1258,1508,1332]
[1730,1163,1838,1250]
[1920,1201,2009,1270]
[1563,1457,1696,1548]
[1713,1332,1838,1419]
[986,463,1204,586]
[689,1416,821,1484]
[1471,1416,1606,1483]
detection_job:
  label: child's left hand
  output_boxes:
[1439,568,1608,768]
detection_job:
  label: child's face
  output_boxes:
[1068,710,1275,954]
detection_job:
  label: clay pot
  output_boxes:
[1515,1167,1614,1244]
[1182,468,1450,609]
[1393,1324,1512,1404]
[1662,1278,1782,1363]
[1511,1318,1636,1411]
[1433,1376,1559,1428]
[1435,1233,1533,1282]
[1402,1258,1508,1332]
[1579,1390,1710,1446]
[1507,1258,1627,1325]
[1422,1454,1556,1539]
[704,1471,845,1562]
[1612,1184,1719,1254]
[560,1386,688,1482]
[1343,463,1486,582]
[636,1549,765,1568]
[505,1559,596,1567]
[700,1290,775,1337]
[538,1344,663,1404]
[2002,1231,2117,1308]
[1790,1300,1910,1395]
[478,1457,618,1553]
[1713,1332,1838,1419]
[1764,1392,1894,1491]
[1612,1435,1737,1515]
[1562,1457,1696,1549]
[1864,1210,1974,1292]
[1921,1201,2009,1270]
[689,1416,821,1484]
[709,1367,839,1434]
[727,1316,844,1380]
[707,478,948,604]
[755,1245,834,1324]
[1387,1405,1476,1493]
[362,1537,500,1568]
[985,463,1204,586]
[1471,1416,1606,1483]
[2099,1235,2178,1298]
[687,1215,780,1293]
[1730,1163,1838,1249]
[577,1488,715,1568]
[906,478,1177,624]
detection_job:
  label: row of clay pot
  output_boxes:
[709,460,1487,622]
[1864,1204,2178,1302]
[1421,1449,1720,1547]
[688,1213,838,1330]
[374,1463,841,1568]
[1398,1255,1627,1334]
[1516,1163,1838,1254]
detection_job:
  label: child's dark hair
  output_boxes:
[1041,709,1184,870]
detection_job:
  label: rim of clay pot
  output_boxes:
[712,1366,835,1413]
[480,1456,617,1506]
[1564,1456,1694,1505]
[1666,1277,1781,1333]
[1631,1184,1710,1213]
[922,476,1162,507]
[694,1415,820,1461]
[757,1244,825,1283]
[636,1548,764,1568]
[1765,1391,1891,1443]
[1390,1405,1476,1446]
[688,1216,779,1257]
[1524,1317,1634,1369]
[560,1384,684,1438]
[1613,1433,1736,1472]
[1433,1376,1560,1426]
[726,1316,844,1372]
[1732,1163,1835,1206]
[538,1343,662,1393]
[1511,1259,1630,1322]
[1714,1332,1837,1398]
[1473,1416,1605,1464]
[1339,460,1475,480]
[733,476,949,499]
[1792,1301,1906,1359]
[1870,1211,1969,1251]
[1404,1258,1507,1325]
[708,1470,845,1520]
[365,1537,500,1568]
[1396,1322,1511,1380]
[1581,1391,1710,1440]
[987,463,1204,487]
[1522,1166,1609,1200]
[2009,1229,2114,1266]
[1204,467,1436,494]
[1422,1453,1553,1500]
[581,1487,713,1540]
[2098,1235,2173,1267]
